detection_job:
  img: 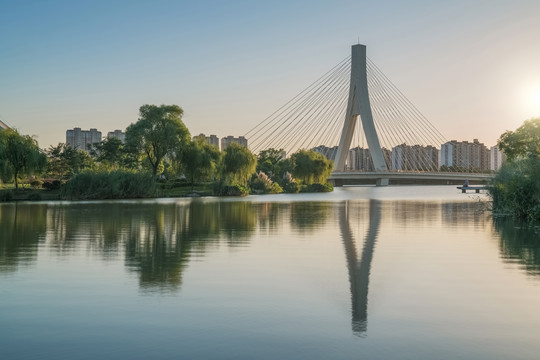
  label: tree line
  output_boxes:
[0,104,333,198]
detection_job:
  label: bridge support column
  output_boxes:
[376,178,389,186]
[334,44,388,173]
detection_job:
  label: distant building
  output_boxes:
[490,145,505,171]
[440,139,489,171]
[221,136,248,150]
[312,145,339,162]
[194,133,220,149]
[391,144,439,171]
[345,147,391,171]
[107,130,126,143]
[66,127,102,152]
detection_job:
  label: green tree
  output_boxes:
[221,143,257,186]
[0,129,47,189]
[290,149,333,184]
[47,143,94,179]
[90,137,125,169]
[256,148,287,180]
[498,117,540,161]
[125,104,190,176]
[181,138,221,189]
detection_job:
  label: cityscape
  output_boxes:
[1,1,540,360]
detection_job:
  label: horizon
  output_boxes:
[2,0,540,149]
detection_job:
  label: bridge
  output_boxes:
[246,44,495,186]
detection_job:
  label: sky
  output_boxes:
[1,0,540,149]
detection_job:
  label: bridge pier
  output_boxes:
[376,178,389,186]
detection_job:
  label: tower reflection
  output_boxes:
[339,199,381,336]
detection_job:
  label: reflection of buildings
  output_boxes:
[339,199,381,335]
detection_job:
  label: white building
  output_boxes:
[194,133,220,149]
[66,127,102,152]
[107,130,126,143]
[221,136,248,150]
[440,139,490,171]
[490,145,505,171]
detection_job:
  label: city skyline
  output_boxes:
[2,0,540,149]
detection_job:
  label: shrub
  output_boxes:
[61,170,156,200]
[281,171,299,193]
[0,190,14,202]
[30,179,43,189]
[216,183,249,197]
[251,171,283,194]
[43,180,62,190]
[488,157,540,222]
[26,192,42,201]
[300,183,334,193]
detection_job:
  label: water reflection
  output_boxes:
[494,218,540,276]
[339,200,380,336]
[0,204,47,273]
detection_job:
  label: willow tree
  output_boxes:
[290,149,333,184]
[181,138,221,189]
[221,143,257,186]
[0,129,47,189]
[125,104,190,175]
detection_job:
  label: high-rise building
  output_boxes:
[107,130,126,143]
[490,145,505,171]
[312,145,339,162]
[440,139,490,171]
[66,127,102,152]
[194,133,220,149]
[221,136,248,150]
[345,147,391,171]
[391,144,439,171]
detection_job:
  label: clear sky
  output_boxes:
[1,0,540,148]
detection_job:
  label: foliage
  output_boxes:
[30,179,42,189]
[280,171,299,193]
[125,104,190,175]
[90,137,126,169]
[498,117,540,161]
[220,143,257,186]
[256,148,288,179]
[290,149,333,185]
[42,180,62,190]
[61,170,157,200]
[251,171,283,194]
[488,157,540,222]
[300,182,334,193]
[181,138,221,188]
[0,190,14,202]
[47,143,94,179]
[0,129,47,189]
[26,192,42,201]
[214,183,250,197]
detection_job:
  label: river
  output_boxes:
[1,186,540,359]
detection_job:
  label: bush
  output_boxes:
[0,190,14,202]
[281,171,299,193]
[43,180,62,190]
[300,183,334,193]
[61,170,157,200]
[30,179,43,189]
[215,183,249,197]
[26,192,42,201]
[251,171,283,194]
[489,157,540,221]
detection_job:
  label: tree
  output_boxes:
[290,149,333,184]
[497,117,540,161]
[221,143,257,186]
[125,104,190,175]
[256,148,286,180]
[90,137,125,169]
[181,138,221,189]
[0,129,47,189]
[47,143,94,179]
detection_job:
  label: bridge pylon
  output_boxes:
[334,45,388,179]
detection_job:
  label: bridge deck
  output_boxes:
[330,171,494,186]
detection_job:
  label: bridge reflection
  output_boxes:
[339,199,380,336]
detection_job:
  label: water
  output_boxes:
[1,186,540,359]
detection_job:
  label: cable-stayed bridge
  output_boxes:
[246,44,493,186]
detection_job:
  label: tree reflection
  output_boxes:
[339,199,381,336]
[0,204,47,273]
[290,202,331,233]
[494,218,540,276]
